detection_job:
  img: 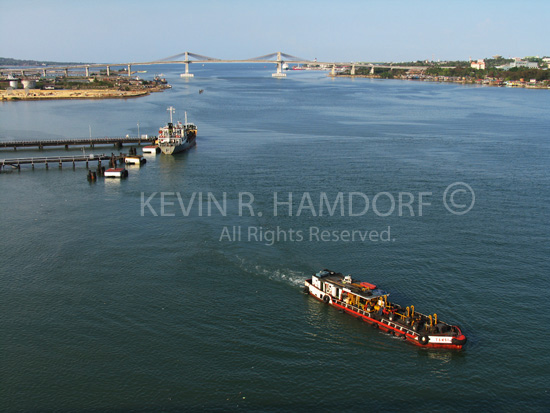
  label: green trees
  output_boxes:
[425,65,549,81]
[504,67,550,81]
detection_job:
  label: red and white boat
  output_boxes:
[305,269,467,349]
[104,168,128,178]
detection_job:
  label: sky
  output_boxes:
[1,0,549,63]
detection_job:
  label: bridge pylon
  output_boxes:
[180,51,195,78]
[272,51,286,78]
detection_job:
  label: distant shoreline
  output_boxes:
[0,88,166,101]
[330,74,550,89]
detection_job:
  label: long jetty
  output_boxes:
[0,136,155,150]
[0,154,120,171]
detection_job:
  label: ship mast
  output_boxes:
[167,106,175,124]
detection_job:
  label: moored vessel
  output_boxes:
[305,269,467,349]
[157,106,197,155]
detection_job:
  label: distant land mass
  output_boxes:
[0,57,87,67]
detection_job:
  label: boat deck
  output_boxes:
[318,271,388,300]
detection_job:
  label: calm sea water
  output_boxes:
[1,64,549,412]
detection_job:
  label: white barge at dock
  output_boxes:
[142,145,160,154]
[124,155,146,165]
[104,167,128,178]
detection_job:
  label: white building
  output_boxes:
[497,59,539,70]
[471,59,486,70]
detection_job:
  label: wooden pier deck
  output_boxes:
[0,136,156,150]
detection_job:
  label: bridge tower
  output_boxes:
[370,65,375,75]
[272,52,286,78]
[180,51,194,78]
[351,64,356,76]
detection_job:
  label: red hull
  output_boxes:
[308,286,466,350]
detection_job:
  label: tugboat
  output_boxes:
[304,270,467,349]
[157,106,197,155]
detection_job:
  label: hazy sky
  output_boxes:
[1,0,548,63]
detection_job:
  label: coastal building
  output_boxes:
[497,58,539,70]
[470,59,486,70]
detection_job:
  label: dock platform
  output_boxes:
[0,154,123,171]
[0,136,156,150]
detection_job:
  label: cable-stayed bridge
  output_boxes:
[1,51,451,78]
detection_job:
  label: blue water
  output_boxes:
[1,64,549,411]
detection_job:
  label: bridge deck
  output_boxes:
[1,51,456,76]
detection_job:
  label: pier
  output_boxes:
[0,136,155,151]
[0,154,125,171]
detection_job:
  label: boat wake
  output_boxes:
[235,256,307,287]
